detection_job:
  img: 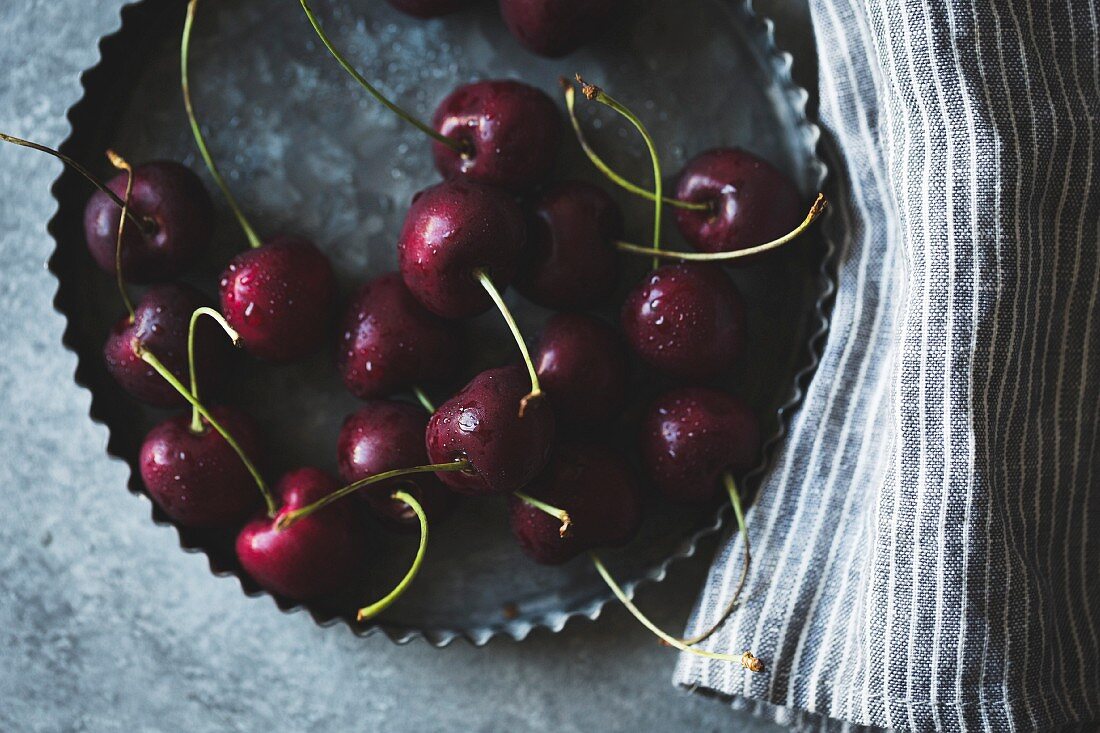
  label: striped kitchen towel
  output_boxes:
[675,0,1100,731]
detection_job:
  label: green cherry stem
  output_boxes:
[276,460,471,530]
[105,150,136,322]
[590,552,762,667]
[182,0,262,249]
[412,386,436,413]
[473,269,542,417]
[614,194,828,263]
[187,306,240,433]
[514,491,572,537]
[574,75,664,268]
[560,81,706,213]
[680,472,751,647]
[356,490,428,622]
[298,0,466,155]
[134,342,276,516]
[0,133,154,236]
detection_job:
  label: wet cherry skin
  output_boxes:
[219,235,337,363]
[639,387,761,504]
[337,400,457,530]
[620,262,745,381]
[432,79,561,191]
[139,406,263,528]
[236,467,368,601]
[425,365,555,496]
[498,0,625,58]
[535,313,628,426]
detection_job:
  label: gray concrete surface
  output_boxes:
[0,1,813,730]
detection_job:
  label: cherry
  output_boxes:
[103,284,229,408]
[140,406,264,528]
[621,262,745,381]
[387,0,474,18]
[302,4,561,191]
[640,387,760,504]
[673,149,803,255]
[535,313,627,426]
[84,161,213,283]
[508,442,640,565]
[338,400,456,530]
[499,0,624,58]
[219,235,336,363]
[398,180,525,318]
[338,273,461,399]
[431,80,561,191]
[236,467,368,601]
[426,365,555,495]
[514,180,621,310]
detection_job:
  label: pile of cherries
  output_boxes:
[5,0,823,666]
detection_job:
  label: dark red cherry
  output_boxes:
[387,0,474,17]
[431,80,561,191]
[398,180,525,318]
[139,406,263,528]
[498,0,624,58]
[514,180,621,309]
[640,387,760,504]
[103,284,229,408]
[219,235,336,363]
[535,313,627,426]
[236,467,368,601]
[674,148,803,254]
[338,273,462,399]
[337,400,457,530]
[83,161,213,284]
[508,442,641,565]
[620,262,745,381]
[425,365,555,496]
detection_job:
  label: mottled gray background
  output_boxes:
[0,1,813,730]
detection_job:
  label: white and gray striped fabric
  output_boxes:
[675,0,1100,731]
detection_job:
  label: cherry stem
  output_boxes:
[105,150,136,322]
[0,133,155,237]
[473,269,542,417]
[412,386,435,413]
[514,491,572,537]
[298,0,466,155]
[680,472,751,647]
[560,81,706,213]
[615,194,829,262]
[590,552,763,668]
[356,490,429,622]
[134,343,276,516]
[574,75,663,269]
[276,459,470,530]
[182,0,263,250]
[187,306,240,433]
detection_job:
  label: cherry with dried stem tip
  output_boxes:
[571,75,664,268]
[410,388,568,532]
[560,81,706,214]
[680,473,751,647]
[186,306,240,433]
[135,336,276,517]
[355,489,429,622]
[614,194,828,263]
[0,133,157,238]
[473,269,542,417]
[590,552,763,669]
